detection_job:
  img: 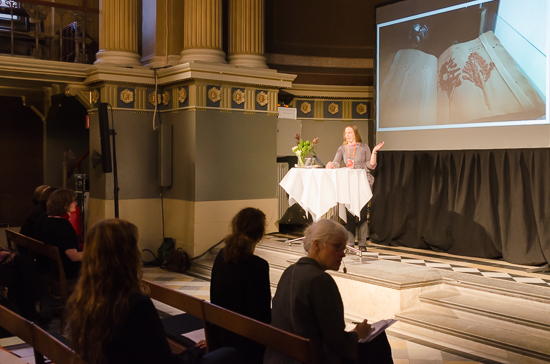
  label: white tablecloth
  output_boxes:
[279,168,372,222]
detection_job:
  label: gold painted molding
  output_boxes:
[328,102,339,115]
[256,91,268,106]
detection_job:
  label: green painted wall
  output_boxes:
[154,109,278,202]
[195,111,278,201]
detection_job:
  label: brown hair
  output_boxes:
[33,185,50,204]
[223,208,266,264]
[67,219,142,364]
[46,188,75,216]
[342,124,363,145]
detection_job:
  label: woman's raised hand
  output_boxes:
[373,141,385,153]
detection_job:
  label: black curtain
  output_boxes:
[370,149,550,266]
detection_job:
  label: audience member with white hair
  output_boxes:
[264,219,393,364]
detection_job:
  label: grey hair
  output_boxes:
[303,219,347,253]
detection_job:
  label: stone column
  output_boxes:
[95,0,141,66]
[180,0,226,64]
[228,0,267,68]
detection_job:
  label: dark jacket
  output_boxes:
[264,257,358,364]
[104,293,196,364]
[210,248,271,363]
[36,217,81,279]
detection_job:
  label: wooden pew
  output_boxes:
[202,301,318,364]
[142,279,318,363]
[5,229,72,334]
[142,279,207,353]
[0,304,86,364]
[31,319,87,364]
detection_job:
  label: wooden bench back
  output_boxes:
[142,279,208,353]
[0,305,87,364]
[5,229,71,334]
[5,229,69,301]
[142,279,205,319]
[31,321,87,364]
[203,301,318,364]
[0,304,34,344]
[142,278,317,363]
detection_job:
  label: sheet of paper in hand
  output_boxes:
[358,319,397,343]
[182,328,206,343]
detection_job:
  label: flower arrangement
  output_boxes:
[292,134,319,167]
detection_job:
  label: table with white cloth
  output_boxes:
[279,167,372,222]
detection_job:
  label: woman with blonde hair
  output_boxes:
[67,219,238,364]
[210,207,271,363]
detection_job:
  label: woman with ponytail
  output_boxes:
[210,207,271,364]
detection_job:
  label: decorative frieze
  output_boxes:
[91,89,99,104]
[256,91,268,107]
[85,81,280,114]
[327,102,339,115]
[120,89,134,104]
[356,103,368,115]
[178,87,187,104]
[208,87,221,103]
[162,90,170,106]
[301,102,312,115]
[233,89,245,105]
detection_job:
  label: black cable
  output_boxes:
[141,249,158,266]
[190,238,225,261]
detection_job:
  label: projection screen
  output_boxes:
[375,0,549,150]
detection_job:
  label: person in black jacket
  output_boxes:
[264,219,393,364]
[35,188,82,280]
[210,208,272,364]
[67,218,239,364]
[19,185,50,239]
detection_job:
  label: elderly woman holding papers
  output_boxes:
[264,219,393,364]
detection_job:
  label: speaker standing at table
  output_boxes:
[326,125,384,251]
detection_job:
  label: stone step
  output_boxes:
[395,309,550,363]
[439,271,550,305]
[420,290,550,333]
